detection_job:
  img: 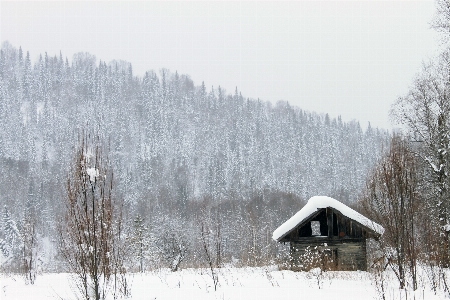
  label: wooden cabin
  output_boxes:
[272,196,384,271]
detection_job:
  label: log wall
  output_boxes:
[290,238,367,271]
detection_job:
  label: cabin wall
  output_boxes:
[290,238,367,271]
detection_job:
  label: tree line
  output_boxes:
[4,1,450,299]
[0,38,387,283]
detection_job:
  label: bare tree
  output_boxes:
[21,219,37,284]
[58,134,128,300]
[392,51,450,268]
[132,214,148,273]
[157,230,188,272]
[432,0,450,44]
[200,222,219,291]
[21,182,39,284]
[156,214,189,272]
[195,200,222,291]
[361,135,420,290]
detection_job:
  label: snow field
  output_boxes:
[1,267,445,300]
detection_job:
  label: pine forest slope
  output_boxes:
[0,41,388,269]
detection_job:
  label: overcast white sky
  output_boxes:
[0,1,440,129]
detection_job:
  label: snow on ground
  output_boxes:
[0,267,445,300]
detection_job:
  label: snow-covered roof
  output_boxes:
[272,196,384,242]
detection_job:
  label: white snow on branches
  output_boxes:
[86,168,99,182]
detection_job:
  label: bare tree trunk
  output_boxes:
[58,133,129,300]
[200,222,219,291]
[361,135,419,290]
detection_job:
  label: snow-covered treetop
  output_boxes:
[272,196,384,242]
[86,168,99,182]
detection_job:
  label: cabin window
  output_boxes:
[311,221,321,236]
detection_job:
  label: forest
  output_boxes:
[0,39,388,276]
[5,2,450,299]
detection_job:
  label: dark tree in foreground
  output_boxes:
[392,50,450,269]
[58,134,129,300]
[361,135,421,290]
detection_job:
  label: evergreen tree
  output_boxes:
[1,206,20,258]
[132,214,148,273]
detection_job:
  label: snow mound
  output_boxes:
[272,196,384,242]
[86,168,99,182]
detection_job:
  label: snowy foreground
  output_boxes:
[0,267,445,300]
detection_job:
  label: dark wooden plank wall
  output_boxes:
[290,238,367,271]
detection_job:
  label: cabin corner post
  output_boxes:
[289,241,301,271]
[361,238,368,271]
